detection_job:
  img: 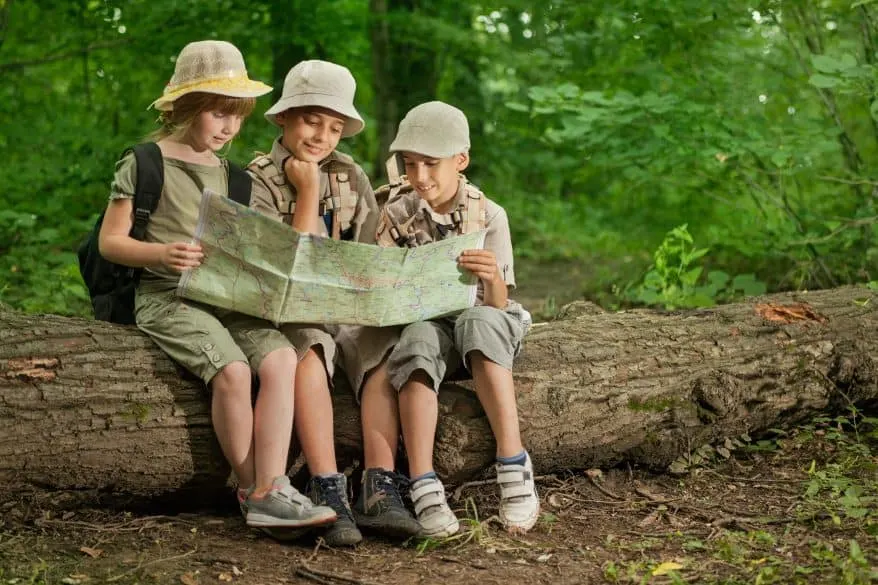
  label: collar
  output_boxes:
[422,175,468,226]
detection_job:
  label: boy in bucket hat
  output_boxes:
[247,60,380,547]
[338,101,540,539]
[98,41,338,537]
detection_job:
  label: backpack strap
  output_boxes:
[249,153,358,238]
[325,163,358,239]
[227,162,252,206]
[248,154,294,223]
[384,154,407,204]
[460,183,487,235]
[130,143,164,241]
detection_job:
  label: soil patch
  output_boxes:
[2,426,875,584]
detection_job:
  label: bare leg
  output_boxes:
[252,347,298,492]
[398,370,438,478]
[469,351,523,458]
[210,360,257,489]
[360,361,399,471]
[294,349,337,476]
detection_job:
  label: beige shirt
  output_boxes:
[109,151,229,281]
[249,138,379,244]
[376,176,516,289]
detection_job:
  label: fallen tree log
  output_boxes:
[1,286,876,508]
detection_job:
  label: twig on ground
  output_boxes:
[307,538,324,562]
[703,470,804,484]
[586,473,624,501]
[296,567,336,585]
[34,515,193,533]
[297,561,385,585]
[106,549,196,582]
[438,555,487,570]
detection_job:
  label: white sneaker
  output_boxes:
[497,453,540,533]
[410,476,460,538]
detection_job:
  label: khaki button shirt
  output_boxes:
[376,177,516,292]
[249,139,379,243]
[109,151,229,281]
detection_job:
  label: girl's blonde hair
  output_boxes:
[149,92,257,141]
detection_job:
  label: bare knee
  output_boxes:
[211,361,252,399]
[258,346,297,378]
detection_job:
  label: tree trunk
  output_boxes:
[2,287,876,508]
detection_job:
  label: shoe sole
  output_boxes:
[418,517,460,539]
[247,510,338,529]
[322,527,364,547]
[500,509,540,533]
[354,513,422,539]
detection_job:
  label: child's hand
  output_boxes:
[457,249,502,284]
[160,242,203,273]
[284,157,320,196]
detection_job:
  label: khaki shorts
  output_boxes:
[336,325,402,396]
[386,305,526,394]
[134,281,294,384]
[278,323,338,383]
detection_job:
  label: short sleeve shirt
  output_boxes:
[248,138,379,244]
[376,176,516,290]
[109,150,229,280]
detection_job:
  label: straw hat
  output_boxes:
[389,101,470,158]
[150,40,272,111]
[264,60,364,137]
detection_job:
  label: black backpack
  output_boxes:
[78,143,252,324]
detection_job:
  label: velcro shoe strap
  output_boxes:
[497,468,529,483]
[411,484,446,514]
[498,483,534,500]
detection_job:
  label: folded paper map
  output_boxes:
[176,189,486,326]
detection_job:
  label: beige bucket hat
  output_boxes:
[264,60,364,137]
[150,40,272,111]
[389,101,470,158]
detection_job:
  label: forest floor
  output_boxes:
[1,416,876,585]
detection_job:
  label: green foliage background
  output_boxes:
[1,0,876,316]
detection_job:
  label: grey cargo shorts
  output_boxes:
[387,304,527,393]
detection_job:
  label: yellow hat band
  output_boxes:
[161,73,271,99]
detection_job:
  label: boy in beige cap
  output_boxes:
[344,101,539,539]
[247,60,380,547]
[98,40,337,536]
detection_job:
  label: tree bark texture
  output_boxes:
[1,287,876,507]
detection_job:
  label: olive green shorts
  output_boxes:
[278,323,338,383]
[134,281,294,384]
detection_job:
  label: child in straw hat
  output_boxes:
[245,60,381,547]
[98,40,338,537]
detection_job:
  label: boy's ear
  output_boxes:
[455,151,470,172]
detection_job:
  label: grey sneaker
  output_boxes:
[410,476,459,538]
[497,453,540,533]
[246,476,337,529]
[353,469,421,539]
[306,474,363,546]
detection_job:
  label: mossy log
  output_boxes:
[1,286,876,508]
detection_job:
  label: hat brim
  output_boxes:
[388,138,463,159]
[264,93,364,137]
[150,80,273,111]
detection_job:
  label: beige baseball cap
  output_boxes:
[264,60,365,137]
[150,40,272,111]
[389,101,470,158]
